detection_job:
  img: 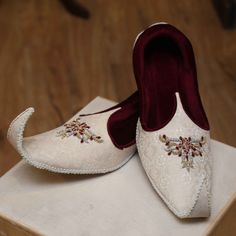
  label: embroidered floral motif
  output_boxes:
[57,117,103,144]
[159,134,206,171]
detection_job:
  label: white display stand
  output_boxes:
[0,97,236,236]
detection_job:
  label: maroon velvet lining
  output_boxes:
[80,91,139,149]
[133,23,209,131]
[107,92,139,149]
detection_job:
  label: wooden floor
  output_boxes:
[0,0,236,176]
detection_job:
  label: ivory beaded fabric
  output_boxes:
[136,93,212,217]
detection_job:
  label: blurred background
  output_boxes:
[0,0,236,176]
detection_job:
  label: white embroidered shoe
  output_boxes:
[7,92,139,174]
[133,23,211,218]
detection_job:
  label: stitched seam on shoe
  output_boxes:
[188,152,212,217]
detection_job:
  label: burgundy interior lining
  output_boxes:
[80,91,139,149]
[133,24,209,131]
[107,92,139,149]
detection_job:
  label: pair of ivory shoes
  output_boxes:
[7,23,211,219]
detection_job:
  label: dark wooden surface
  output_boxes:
[0,0,236,176]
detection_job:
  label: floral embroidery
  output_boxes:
[159,134,206,171]
[57,117,103,144]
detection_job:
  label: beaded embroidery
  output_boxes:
[57,117,103,144]
[159,134,206,171]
